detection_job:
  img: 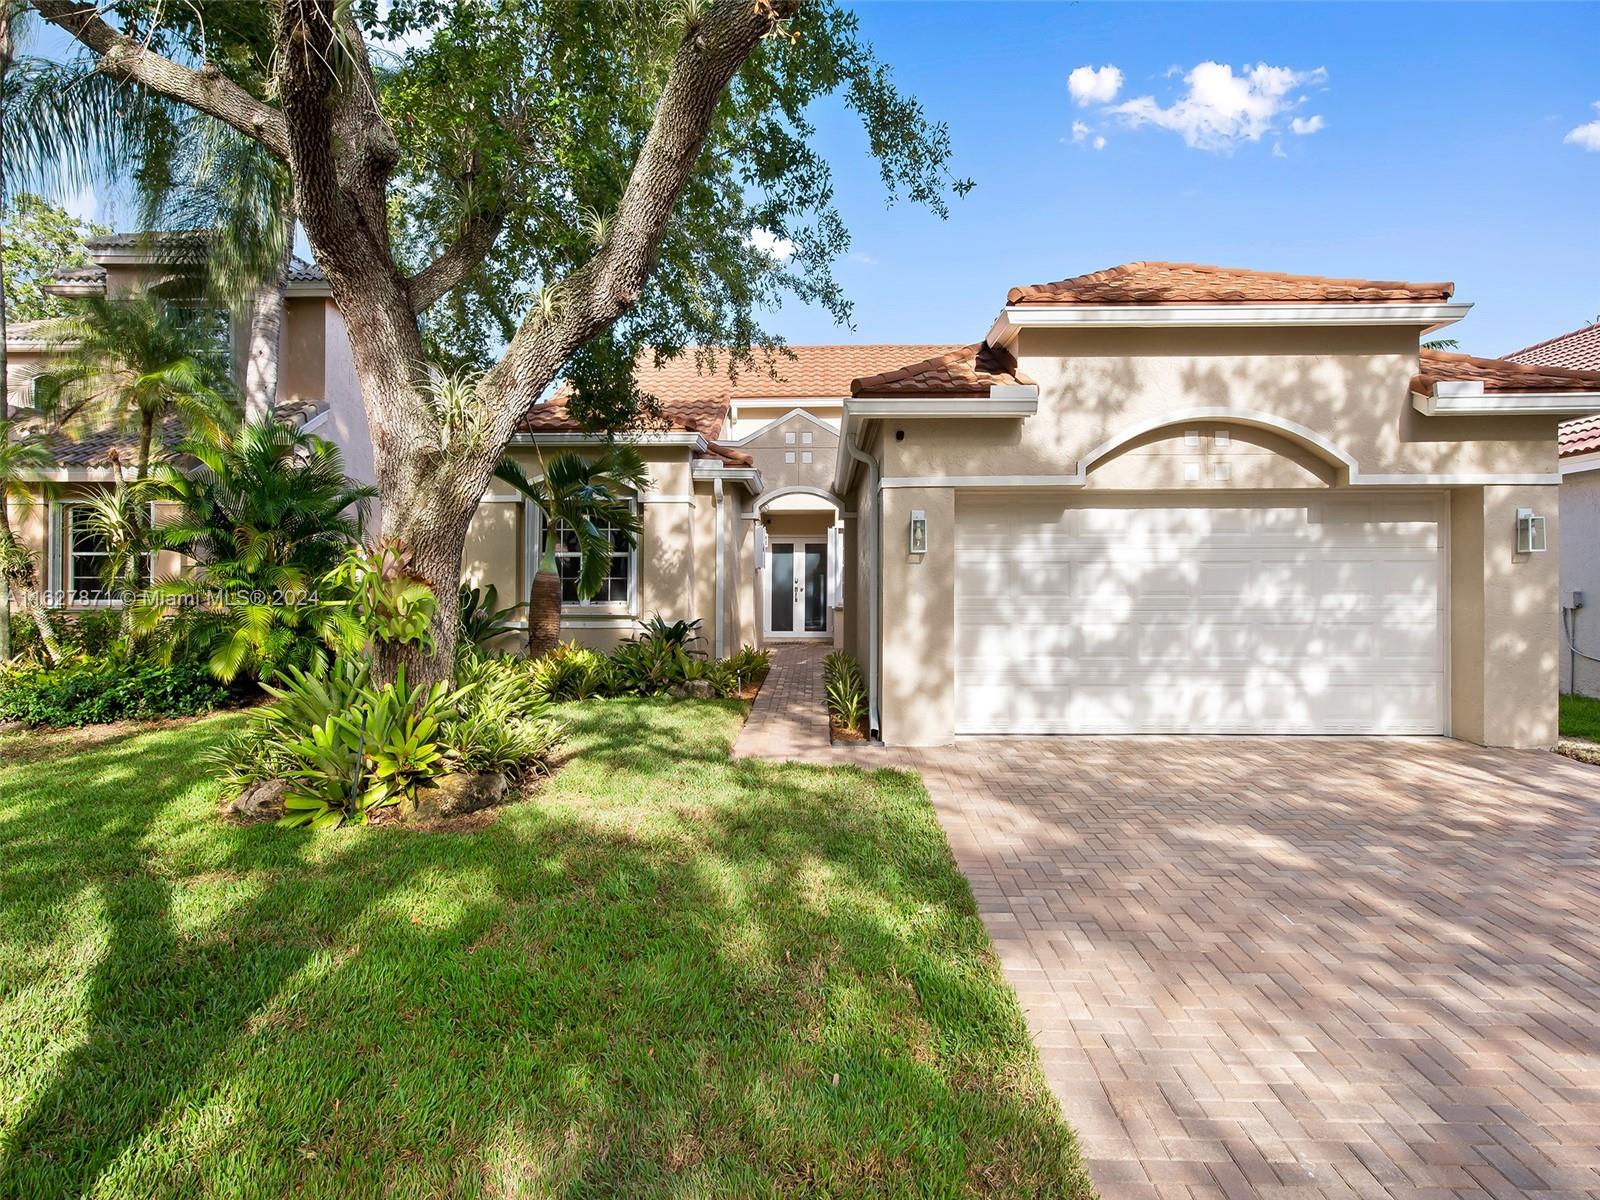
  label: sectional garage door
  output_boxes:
[955,494,1447,735]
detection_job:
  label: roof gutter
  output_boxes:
[842,432,882,742]
[1412,380,1600,417]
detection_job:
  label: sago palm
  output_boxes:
[46,295,232,480]
[494,446,648,656]
[132,414,376,682]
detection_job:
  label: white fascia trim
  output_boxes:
[1561,452,1600,477]
[17,467,121,483]
[284,281,333,297]
[726,407,840,447]
[511,430,707,450]
[691,462,764,491]
[1413,389,1600,417]
[297,409,332,436]
[845,394,1039,419]
[988,301,1474,348]
[41,283,104,298]
[879,471,1562,489]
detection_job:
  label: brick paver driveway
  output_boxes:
[913,737,1600,1199]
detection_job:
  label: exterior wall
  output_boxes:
[739,411,839,495]
[1559,470,1600,696]
[316,305,376,488]
[860,326,1564,748]
[1450,485,1560,746]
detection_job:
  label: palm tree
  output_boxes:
[0,417,50,662]
[133,413,376,681]
[48,294,231,480]
[495,447,648,656]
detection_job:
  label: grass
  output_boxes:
[1560,692,1600,742]
[0,699,1092,1198]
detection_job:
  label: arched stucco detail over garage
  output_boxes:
[1078,406,1362,482]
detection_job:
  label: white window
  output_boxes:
[784,451,796,464]
[801,451,813,464]
[62,503,153,605]
[802,431,813,445]
[553,510,635,609]
[784,432,797,445]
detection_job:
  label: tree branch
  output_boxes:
[34,0,291,162]
[406,207,505,312]
[484,0,804,415]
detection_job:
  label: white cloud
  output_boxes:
[1272,141,1287,159]
[848,251,879,266]
[1093,136,1107,151]
[1566,102,1600,151]
[1109,61,1328,151]
[1071,120,1090,143]
[61,183,102,224]
[1290,114,1325,135]
[1068,65,1123,107]
[745,226,797,262]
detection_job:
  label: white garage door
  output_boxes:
[955,494,1446,735]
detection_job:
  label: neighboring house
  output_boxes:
[3,232,373,606]
[1505,320,1600,696]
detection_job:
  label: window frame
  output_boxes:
[54,500,156,608]
[546,501,639,617]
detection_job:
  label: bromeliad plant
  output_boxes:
[458,582,525,657]
[823,650,867,734]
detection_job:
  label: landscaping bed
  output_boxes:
[0,699,1091,1199]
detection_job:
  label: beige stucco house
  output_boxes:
[12,248,1600,752]
[1505,320,1600,697]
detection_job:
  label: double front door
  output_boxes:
[767,540,829,637]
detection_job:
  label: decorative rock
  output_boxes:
[671,679,718,700]
[230,778,289,820]
[407,771,509,820]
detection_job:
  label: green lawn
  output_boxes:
[0,700,1091,1198]
[1561,692,1600,742]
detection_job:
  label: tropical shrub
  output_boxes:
[0,657,243,727]
[724,644,771,686]
[459,583,524,656]
[325,539,438,652]
[206,653,563,830]
[823,651,867,733]
[134,415,375,681]
[636,613,706,655]
[529,640,611,702]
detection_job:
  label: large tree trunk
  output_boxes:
[1,1,13,663]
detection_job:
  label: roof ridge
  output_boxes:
[1504,321,1600,363]
[1008,261,1455,306]
[1421,345,1600,384]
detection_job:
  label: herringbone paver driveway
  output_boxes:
[912,737,1600,1199]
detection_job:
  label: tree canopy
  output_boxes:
[1,192,108,325]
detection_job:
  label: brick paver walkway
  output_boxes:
[731,643,897,766]
[911,737,1600,1199]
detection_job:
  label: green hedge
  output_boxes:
[0,659,248,727]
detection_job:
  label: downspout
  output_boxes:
[713,477,726,659]
[843,433,882,741]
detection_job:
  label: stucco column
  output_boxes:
[879,486,956,747]
[1449,484,1559,748]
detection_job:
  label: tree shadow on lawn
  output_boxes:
[0,701,1093,1199]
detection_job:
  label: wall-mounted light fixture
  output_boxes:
[909,508,928,555]
[1517,507,1547,554]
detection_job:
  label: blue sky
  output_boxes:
[774,2,1600,356]
[39,2,1599,357]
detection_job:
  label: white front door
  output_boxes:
[955,493,1447,735]
[766,539,831,638]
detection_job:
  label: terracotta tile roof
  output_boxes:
[695,442,755,468]
[1560,414,1600,459]
[520,345,969,437]
[1412,347,1600,396]
[1506,322,1600,373]
[1007,262,1455,306]
[849,343,1031,397]
[28,399,329,469]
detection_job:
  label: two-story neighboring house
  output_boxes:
[3,233,374,606]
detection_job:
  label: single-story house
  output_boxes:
[12,247,1600,751]
[1504,320,1600,696]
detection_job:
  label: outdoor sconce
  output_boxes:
[909,509,929,555]
[1517,508,1547,554]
